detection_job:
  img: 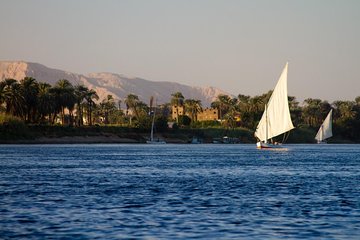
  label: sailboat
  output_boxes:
[146,97,166,144]
[315,109,333,144]
[255,62,295,149]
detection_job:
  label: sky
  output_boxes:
[1,0,359,103]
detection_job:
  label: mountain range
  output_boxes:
[0,61,230,106]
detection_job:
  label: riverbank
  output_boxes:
[1,134,192,144]
[0,125,255,144]
[1,124,357,144]
[1,135,137,144]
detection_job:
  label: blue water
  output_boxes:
[0,144,359,239]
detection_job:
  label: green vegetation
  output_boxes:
[0,77,359,143]
[0,113,32,140]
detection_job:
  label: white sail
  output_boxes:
[146,98,166,144]
[149,110,155,141]
[255,63,295,142]
[315,109,333,142]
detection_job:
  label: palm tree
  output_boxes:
[84,89,99,126]
[249,95,264,113]
[1,79,25,117]
[0,81,6,109]
[171,92,185,106]
[332,100,357,140]
[37,82,54,123]
[136,100,151,128]
[355,96,360,105]
[124,94,141,120]
[170,92,185,123]
[236,94,251,128]
[302,98,325,126]
[99,94,116,124]
[74,85,89,126]
[237,94,250,103]
[288,96,302,127]
[20,77,39,123]
[52,79,76,125]
[236,94,264,129]
[184,99,202,123]
[211,94,231,120]
[333,101,356,120]
[223,98,239,129]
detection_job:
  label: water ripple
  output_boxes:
[0,144,359,239]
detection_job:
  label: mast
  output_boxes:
[149,96,155,141]
[321,125,324,141]
[265,104,268,143]
[150,112,155,141]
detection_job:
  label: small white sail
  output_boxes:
[147,98,166,144]
[315,109,333,142]
[149,110,155,142]
[255,63,295,143]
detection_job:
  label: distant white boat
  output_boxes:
[315,109,333,144]
[146,97,166,144]
[254,63,295,149]
[146,138,166,144]
[191,137,202,144]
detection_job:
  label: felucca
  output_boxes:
[315,109,333,144]
[146,97,166,144]
[254,63,295,149]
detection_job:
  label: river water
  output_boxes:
[0,144,359,239]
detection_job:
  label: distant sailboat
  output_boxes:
[254,63,295,149]
[146,97,166,144]
[315,109,333,144]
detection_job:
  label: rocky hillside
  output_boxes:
[0,61,229,106]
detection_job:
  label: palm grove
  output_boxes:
[1,77,360,142]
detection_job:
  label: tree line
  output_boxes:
[208,92,360,141]
[1,77,103,126]
[1,77,360,141]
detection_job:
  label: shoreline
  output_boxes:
[1,126,357,144]
[0,136,138,144]
[0,135,189,144]
[1,136,358,144]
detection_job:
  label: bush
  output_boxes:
[193,120,221,128]
[155,116,169,132]
[178,115,191,126]
[0,113,32,140]
[0,113,20,124]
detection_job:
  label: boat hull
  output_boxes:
[256,141,282,149]
[146,140,166,144]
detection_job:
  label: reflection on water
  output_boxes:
[0,144,359,239]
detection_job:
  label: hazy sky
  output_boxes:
[1,0,359,102]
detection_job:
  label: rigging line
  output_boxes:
[282,131,290,143]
